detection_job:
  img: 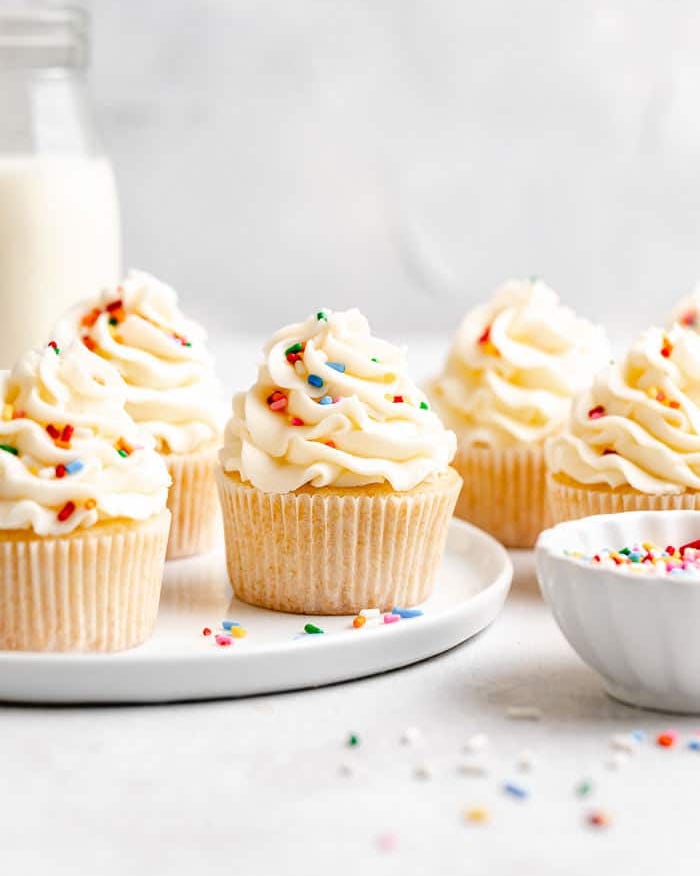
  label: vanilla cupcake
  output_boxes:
[0,341,171,651]
[53,270,223,559]
[218,308,460,614]
[428,278,609,547]
[547,325,700,521]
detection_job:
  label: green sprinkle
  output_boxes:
[0,444,18,456]
[316,311,328,321]
[284,342,303,356]
[184,341,192,347]
[117,448,128,458]
[371,357,379,363]
[575,780,592,797]
[304,623,324,635]
[619,547,631,556]
[347,733,360,747]
[419,401,429,410]
[109,317,118,327]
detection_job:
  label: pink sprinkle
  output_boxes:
[269,398,287,412]
[377,832,397,852]
[383,614,400,624]
[215,635,233,647]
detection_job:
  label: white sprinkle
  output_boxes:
[338,763,354,777]
[506,706,542,721]
[294,360,306,376]
[400,727,421,746]
[611,733,638,754]
[516,750,536,772]
[464,733,489,753]
[414,762,432,780]
[360,608,380,619]
[606,751,629,771]
[457,759,489,777]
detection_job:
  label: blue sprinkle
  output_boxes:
[631,729,646,742]
[221,620,241,630]
[689,739,700,751]
[318,395,333,405]
[504,782,528,799]
[65,460,84,475]
[326,362,346,373]
[308,374,323,388]
[391,607,424,618]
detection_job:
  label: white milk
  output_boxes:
[0,155,120,368]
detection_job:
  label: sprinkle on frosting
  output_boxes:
[0,342,170,535]
[547,325,700,494]
[52,270,224,455]
[221,308,456,493]
[427,278,609,449]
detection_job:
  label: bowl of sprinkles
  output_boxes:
[536,510,700,713]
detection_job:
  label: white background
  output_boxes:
[88,0,700,338]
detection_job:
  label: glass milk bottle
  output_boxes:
[0,6,120,367]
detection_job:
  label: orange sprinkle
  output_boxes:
[84,499,97,510]
[82,335,98,352]
[81,308,101,328]
[353,616,366,629]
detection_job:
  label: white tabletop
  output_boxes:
[1,334,696,875]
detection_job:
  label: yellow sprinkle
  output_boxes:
[646,385,658,398]
[464,807,489,823]
[2,404,12,421]
[84,499,97,510]
[231,626,247,638]
[28,466,39,476]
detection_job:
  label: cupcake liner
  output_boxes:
[0,510,170,652]
[452,444,548,548]
[547,474,700,524]
[165,445,220,559]
[216,467,462,615]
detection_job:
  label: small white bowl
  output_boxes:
[536,510,700,713]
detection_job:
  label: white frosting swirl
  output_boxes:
[0,342,170,535]
[53,270,224,454]
[547,326,700,494]
[428,278,610,449]
[221,308,456,493]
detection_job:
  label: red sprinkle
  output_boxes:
[588,405,606,420]
[12,409,25,420]
[588,811,610,828]
[681,310,697,327]
[55,464,67,479]
[325,440,336,448]
[666,545,676,555]
[106,298,123,313]
[202,627,212,636]
[48,340,59,352]
[680,539,700,552]
[286,352,302,364]
[57,501,76,522]
[602,448,617,455]
[82,335,97,352]
[60,424,74,443]
[669,400,681,409]
[46,424,60,440]
[661,344,673,358]
[478,325,491,344]
[290,417,304,426]
[215,635,233,647]
[393,395,404,404]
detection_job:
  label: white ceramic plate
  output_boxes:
[0,518,512,704]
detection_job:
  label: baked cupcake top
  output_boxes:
[221,308,456,493]
[546,326,700,494]
[0,341,170,535]
[53,270,223,455]
[428,278,609,449]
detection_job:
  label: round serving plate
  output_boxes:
[0,518,512,704]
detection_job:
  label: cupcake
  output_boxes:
[547,325,700,521]
[217,308,461,614]
[53,270,223,559]
[428,278,609,547]
[0,341,171,651]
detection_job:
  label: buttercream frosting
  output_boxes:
[221,308,456,493]
[53,270,223,454]
[546,326,700,494]
[0,341,170,535]
[428,278,609,449]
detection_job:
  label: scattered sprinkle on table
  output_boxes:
[347,733,360,747]
[376,832,397,852]
[352,615,366,629]
[657,730,677,748]
[391,607,424,619]
[383,613,400,624]
[576,780,593,797]
[304,623,324,635]
[464,807,489,824]
[587,810,611,829]
[202,627,212,636]
[503,782,528,799]
[215,635,232,647]
[458,760,489,777]
[689,738,700,751]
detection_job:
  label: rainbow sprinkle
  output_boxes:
[564,541,700,576]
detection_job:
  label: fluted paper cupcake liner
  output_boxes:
[0,510,170,652]
[547,473,700,524]
[216,467,462,615]
[452,444,548,548]
[165,445,220,559]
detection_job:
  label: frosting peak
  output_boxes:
[221,308,456,493]
[53,270,224,454]
[547,326,700,494]
[0,341,170,534]
[428,278,610,449]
